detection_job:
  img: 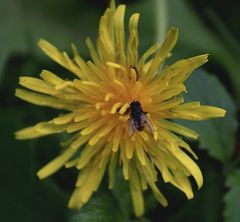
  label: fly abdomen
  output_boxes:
[128,100,154,137]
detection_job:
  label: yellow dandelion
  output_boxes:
[15,0,225,217]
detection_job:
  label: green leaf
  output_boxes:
[167,156,225,222]
[168,0,240,98]
[168,0,230,56]
[0,0,27,54]
[176,70,238,163]
[224,169,240,222]
[23,0,102,59]
[69,193,124,222]
[130,217,151,222]
[0,108,67,222]
[205,9,240,56]
[0,53,7,84]
[0,0,28,78]
[111,170,133,218]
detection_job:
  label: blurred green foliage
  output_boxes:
[0,0,240,221]
[176,70,237,164]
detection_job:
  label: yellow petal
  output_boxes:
[149,181,168,207]
[15,89,75,110]
[15,121,65,139]
[68,187,91,210]
[70,135,91,150]
[118,102,129,115]
[36,122,66,134]
[37,148,76,179]
[68,150,110,209]
[171,103,226,120]
[38,39,82,78]
[85,38,100,64]
[137,43,160,72]
[157,84,186,102]
[127,13,140,65]
[129,162,144,217]
[19,76,57,95]
[80,118,106,135]
[135,140,147,166]
[156,96,184,110]
[172,148,203,189]
[65,159,78,168]
[121,138,129,180]
[15,126,43,140]
[108,152,118,189]
[112,126,122,152]
[97,7,115,62]
[114,5,126,65]
[53,113,76,125]
[40,70,64,85]
[157,26,179,61]
[173,169,193,199]
[158,54,209,83]
[157,119,199,139]
[143,27,178,80]
[125,139,134,159]
[72,45,97,81]
[76,143,103,169]
[110,102,122,114]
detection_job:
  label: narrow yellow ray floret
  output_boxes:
[15,0,226,217]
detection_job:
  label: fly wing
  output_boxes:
[128,118,136,137]
[144,117,154,135]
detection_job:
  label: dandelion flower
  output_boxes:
[15,0,226,217]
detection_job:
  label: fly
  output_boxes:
[128,100,154,137]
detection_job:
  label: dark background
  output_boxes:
[0,0,239,221]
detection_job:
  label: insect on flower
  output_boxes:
[128,100,154,137]
[15,0,226,217]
